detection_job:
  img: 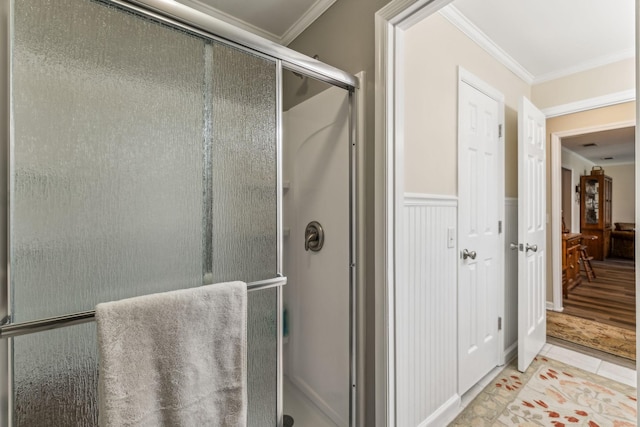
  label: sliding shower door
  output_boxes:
[9,0,279,425]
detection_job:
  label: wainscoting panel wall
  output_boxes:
[504,198,518,360]
[397,194,458,427]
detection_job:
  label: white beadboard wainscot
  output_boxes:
[397,194,459,427]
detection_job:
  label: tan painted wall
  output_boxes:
[532,58,635,110]
[606,163,636,224]
[403,13,530,197]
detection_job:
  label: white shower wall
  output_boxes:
[282,86,350,426]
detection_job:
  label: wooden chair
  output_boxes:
[578,242,596,282]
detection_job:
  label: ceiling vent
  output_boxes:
[583,143,598,147]
[601,156,614,160]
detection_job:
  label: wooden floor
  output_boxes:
[562,257,636,331]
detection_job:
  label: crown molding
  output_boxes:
[176,0,336,46]
[533,49,635,84]
[439,5,534,85]
[541,89,636,118]
[281,0,337,45]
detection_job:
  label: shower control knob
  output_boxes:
[305,221,324,252]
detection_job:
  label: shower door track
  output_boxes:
[0,277,287,339]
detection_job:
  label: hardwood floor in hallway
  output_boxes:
[562,257,636,330]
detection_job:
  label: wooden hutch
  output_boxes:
[561,233,582,298]
[580,172,612,260]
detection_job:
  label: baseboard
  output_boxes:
[546,301,564,312]
[418,394,461,427]
[503,342,518,364]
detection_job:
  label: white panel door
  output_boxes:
[517,96,547,372]
[458,77,502,395]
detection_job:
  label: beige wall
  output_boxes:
[403,12,530,197]
[400,14,528,418]
[532,58,635,110]
[606,163,636,224]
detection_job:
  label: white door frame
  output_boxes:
[374,1,465,425]
[375,0,640,425]
[549,119,636,312]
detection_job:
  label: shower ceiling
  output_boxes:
[175,0,337,45]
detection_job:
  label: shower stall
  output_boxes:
[0,0,359,425]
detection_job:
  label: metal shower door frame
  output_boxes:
[0,0,360,426]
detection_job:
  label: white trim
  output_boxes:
[546,302,563,312]
[459,67,506,102]
[534,49,636,84]
[404,193,458,206]
[435,5,634,87]
[417,394,461,427]
[542,89,636,118]
[440,5,534,85]
[551,132,564,312]
[280,0,338,46]
[174,0,336,45]
[550,119,636,312]
[355,70,366,427]
[503,342,518,365]
[374,1,454,425]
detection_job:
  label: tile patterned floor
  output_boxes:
[284,343,637,427]
[453,342,637,424]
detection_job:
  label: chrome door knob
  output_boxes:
[509,242,518,251]
[525,243,538,253]
[462,249,477,260]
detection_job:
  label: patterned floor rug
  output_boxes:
[449,356,637,426]
[547,311,636,361]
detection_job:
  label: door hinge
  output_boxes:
[498,317,502,331]
[498,220,502,234]
[498,124,503,138]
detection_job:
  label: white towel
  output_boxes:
[96,281,247,427]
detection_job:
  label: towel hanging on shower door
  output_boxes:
[96,281,247,426]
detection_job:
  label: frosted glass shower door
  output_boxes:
[10,0,279,425]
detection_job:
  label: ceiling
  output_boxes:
[443,0,636,165]
[450,0,635,83]
[176,0,636,163]
[561,127,635,166]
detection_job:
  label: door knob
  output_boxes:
[526,243,538,253]
[462,249,476,260]
[509,242,518,251]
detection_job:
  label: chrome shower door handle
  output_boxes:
[461,249,476,260]
[305,221,324,252]
[526,243,538,253]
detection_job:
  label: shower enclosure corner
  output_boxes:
[1,0,358,425]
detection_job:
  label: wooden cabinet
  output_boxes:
[562,233,582,298]
[580,174,612,260]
